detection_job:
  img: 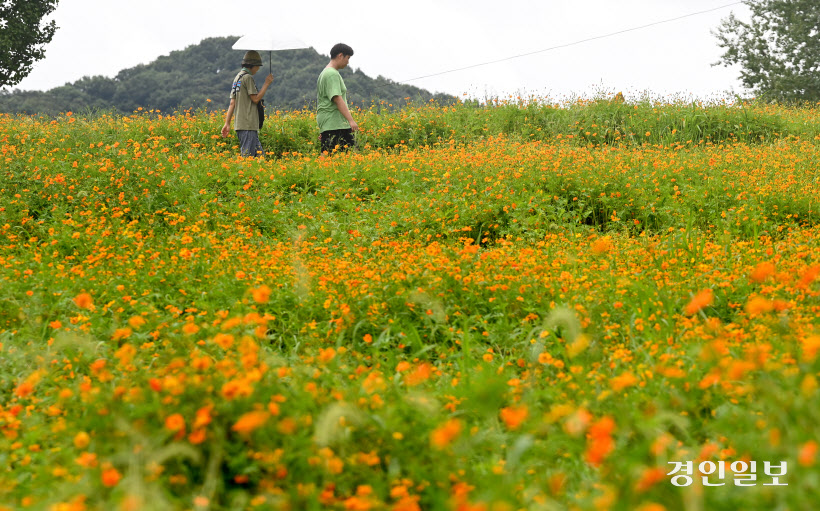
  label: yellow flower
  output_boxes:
[566,334,590,358]
[73,431,90,449]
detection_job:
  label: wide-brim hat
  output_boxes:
[241,50,263,66]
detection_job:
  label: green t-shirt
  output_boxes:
[230,69,259,131]
[316,67,350,132]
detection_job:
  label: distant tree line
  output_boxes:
[0,36,455,115]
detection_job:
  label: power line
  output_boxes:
[388,1,743,86]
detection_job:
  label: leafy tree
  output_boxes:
[0,0,59,88]
[713,0,820,101]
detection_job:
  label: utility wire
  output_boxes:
[384,1,743,86]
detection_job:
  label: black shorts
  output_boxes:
[320,128,355,154]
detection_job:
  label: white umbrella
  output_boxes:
[232,34,310,70]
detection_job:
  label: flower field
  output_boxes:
[1,99,819,511]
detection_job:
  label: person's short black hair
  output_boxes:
[330,43,354,59]
[240,62,261,68]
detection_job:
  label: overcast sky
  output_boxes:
[13,0,750,102]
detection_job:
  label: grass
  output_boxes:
[0,98,819,511]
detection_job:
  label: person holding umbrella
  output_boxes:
[317,43,358,154]
[221,50,273,157]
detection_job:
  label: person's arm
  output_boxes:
[331,95,358,131]
[250,74,274,104]
[221,98,236,137]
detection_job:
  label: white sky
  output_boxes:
[13,0,750,102]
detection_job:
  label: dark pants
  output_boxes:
[320,128,355,154]
[237,130,264,157]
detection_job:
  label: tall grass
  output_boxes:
[9,96,817,158]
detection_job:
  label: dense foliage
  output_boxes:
[713,0,820,102]
[1,98,819,510]
[0,36,455,115]
[0,0,59,88]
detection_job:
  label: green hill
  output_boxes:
[0,36,456,115]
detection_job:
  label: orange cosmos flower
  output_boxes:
[213,333,234,349]
[589,415,616,438]
[342,496,371,510]
[610,371,638,392]
[318,347,336,363]
[636,504,667,511]
[221,316,242,331]
[500,405,528,430]
[798,440,818,467]
[798,265,820,289]
[404,363,433,386]
[585,416,616,467]
[634,467,667,492]
[430,418,462,449]
[13,381,34,398]
[251,285,272,304]
[698,370,721,389]
[267,401,281,416]
[221,379,253,400]
[801,335,820,362]
[697,442,720,461]
[591,237,613,255]
[128,315,146,329]
[165,413,185,434]
[684,289,713,315]
[278,417,298,435]
[112,327,132,341]
[188,429,207,444]
[749,262,775,283]
[73,292,94,309]
[75,451,98,468]
[745,296,773,316]
[232,411,269,436]
[391,495,421,511]
[101,466,122,487]
[193,406,213,429]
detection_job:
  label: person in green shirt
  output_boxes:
[221,50,273,157]
[316,43,358,154]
